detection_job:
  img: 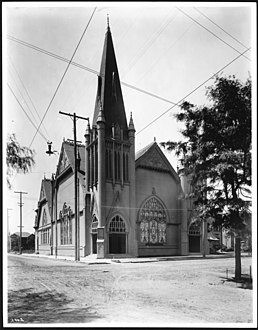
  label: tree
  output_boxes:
[6,134,36,189]
[161,74,251,280]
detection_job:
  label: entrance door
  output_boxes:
[189,235,200,252]
[109,234,126,254]
[92,234,97,254]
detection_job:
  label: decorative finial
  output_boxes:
[154,137,156,142]
[107,14,109,28]
[97,100,105,124]
[128,112,135,132]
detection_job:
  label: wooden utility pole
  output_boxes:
[14,191,28,254]
[59,111,89,261]
[7,208,12,252]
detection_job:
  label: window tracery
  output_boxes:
[60,203,73,245]
[109,215,126,233]
[139,197,167,245]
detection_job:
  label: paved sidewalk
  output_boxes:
[11,251,251,265]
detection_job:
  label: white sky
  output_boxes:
[2,2,256,235]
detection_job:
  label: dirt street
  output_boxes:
[7,254,253,326]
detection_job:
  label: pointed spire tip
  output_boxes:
[107,14,110,30]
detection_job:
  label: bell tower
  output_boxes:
[85,21,137,258]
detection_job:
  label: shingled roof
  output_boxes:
[135,141,156,161]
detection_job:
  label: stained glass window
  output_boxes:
[42,209,47,226]
[60,203,73,245]
[139,197,167,245]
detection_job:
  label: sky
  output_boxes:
[2,2,256,235]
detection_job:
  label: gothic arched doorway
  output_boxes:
[108,215,127,254]
[189,221,201,253]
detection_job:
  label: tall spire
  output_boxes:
[107,14,110,30]
[92,22,128,139]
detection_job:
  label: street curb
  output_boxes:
[9,252,251,265]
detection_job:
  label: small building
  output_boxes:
[10,232,33,251]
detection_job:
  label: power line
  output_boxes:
[135,18,197,86]
[136,47,251,136]
[7,68,50,142]
[8,57,51,140]
[29,7,97,148]
[176,7,251,61]
[8,67,41,130]
[7,35,178,106]
[122,9,178,78]
[7,83,48,142]
[193,7,249,50]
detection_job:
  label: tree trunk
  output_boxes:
[235,235,241,280]
[202,219,207,257]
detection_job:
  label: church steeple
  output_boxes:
[92,21,128,139]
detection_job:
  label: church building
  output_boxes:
[34,23,204,259]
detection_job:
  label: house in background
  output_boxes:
[10,232,34,251]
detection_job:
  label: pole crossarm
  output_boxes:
[59,111,89,122]
[59,111,89,261]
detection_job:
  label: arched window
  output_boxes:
[106,149,112,179]
[60,203,72,245]
[42,209,47,226]
[109,215,126,233]
[139,197,167,245]
[123,152,129,182]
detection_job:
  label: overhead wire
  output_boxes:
[7,11,251,139]
[176,7,251,61]
[135,18,197,86]
[8,67,43,131]
[28,6,97,148]
[193,7,249,50]
[7,83,49,142]
[122,9,179,78]
[7,35,177,105]
[8,63,51,141]
[136,47,251,136]
[8,57,51,141]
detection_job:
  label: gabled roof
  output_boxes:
[38,178,52,214]
[92,25,128,139]
[56,140,86,190]
[13,232,31,238]
[40,178,52,204]
[135,141,180,183]
[56,140,86,177]
[135,141,156,161]
[35,178,53,229]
